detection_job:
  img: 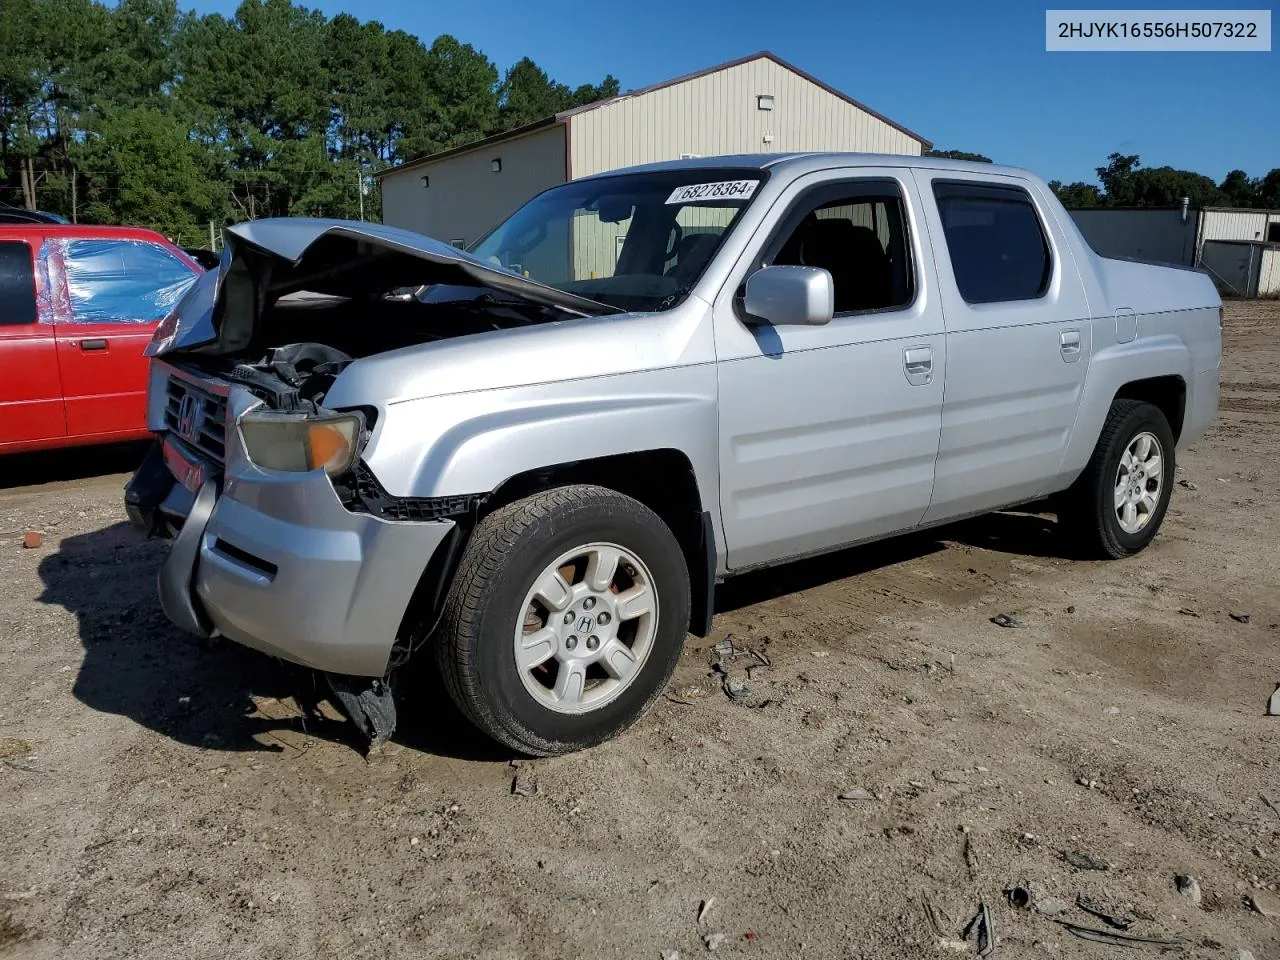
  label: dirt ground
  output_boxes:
[2,301,1277,960]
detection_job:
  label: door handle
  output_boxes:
[79,338,108,351]
[903,346,933,385]
[1060,330,1081,363]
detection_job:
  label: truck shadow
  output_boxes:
[37,522,505,762]
[942,509,1076,560]
[39,511,1070,760]
[715,509,1071,613]
[1,442,150,490]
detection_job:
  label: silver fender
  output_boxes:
[1057,333,1192,480]
[361,365,726,570]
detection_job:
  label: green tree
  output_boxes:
[0,0,42,208]
[1259,169,1280,208]
[73,105,223,228]
[399,35,498,158]
[1219,169,1258,207]
[925,149,992,163]
[2,0,622,225]
[1096,153,1141,205]
[1094,153,1224,207]
[497,57,618,131]
[1048,180,1102,207]
[1131,165,1222,207]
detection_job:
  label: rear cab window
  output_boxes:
[0,240,38,326]
[931,181,1052,304]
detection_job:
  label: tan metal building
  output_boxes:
[375,52,930,246]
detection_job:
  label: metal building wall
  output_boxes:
[1067,209,1197,265]
[378,126,566,246]
[1259,247,1280,296]
[1200,209,1270,243]
[568,58,922,179]
[1200,240,1263,296]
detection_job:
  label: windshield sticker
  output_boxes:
[666,180,759,204]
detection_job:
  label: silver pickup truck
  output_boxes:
[125,153,1221,755]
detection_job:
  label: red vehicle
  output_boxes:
[0,225,202,453]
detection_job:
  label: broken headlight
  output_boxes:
[239,411,362,475]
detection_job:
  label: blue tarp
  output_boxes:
[41,238,198,324]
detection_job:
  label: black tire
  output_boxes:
[1062,399,1176,559]
[435,484,690,756]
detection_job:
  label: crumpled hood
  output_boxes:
[226,218,596,306]
[151,217,611,356]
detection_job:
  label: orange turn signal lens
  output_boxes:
[306,420,357,473]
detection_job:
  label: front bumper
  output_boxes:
[128,438,455,677]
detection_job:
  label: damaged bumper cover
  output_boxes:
[127,435,456,678]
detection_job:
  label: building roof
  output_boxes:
[376,51,931,180]
[1201,206,1280,215]
[564,151,1028,182]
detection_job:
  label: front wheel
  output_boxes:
[435,485,690,756]
[1062,399,1176,559]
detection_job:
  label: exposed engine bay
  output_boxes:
[192,289,573,411]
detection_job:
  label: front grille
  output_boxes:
[163,376,228,463]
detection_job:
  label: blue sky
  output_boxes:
[191,0,1278,184]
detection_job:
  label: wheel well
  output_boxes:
[487,450,714,636]
[1115,376,1186,440]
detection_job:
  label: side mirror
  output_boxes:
[743,265,834,326]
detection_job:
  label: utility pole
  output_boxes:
[209,221,216,250]
[358,165,365,221]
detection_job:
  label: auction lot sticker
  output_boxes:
[1046,9,1271,50]
[666,180,760,204]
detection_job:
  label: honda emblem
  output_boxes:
[177,393,203,442]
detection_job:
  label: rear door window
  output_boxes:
[931,181,1051,304]
[0,241,38,325]
[62,238,196,323]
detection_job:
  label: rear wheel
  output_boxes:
[435,485,690,756]
[1062,399,1176,559]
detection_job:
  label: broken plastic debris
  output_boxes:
[697,897,714,924]
[712,637,746,660]
[1055,920,1183,949]
[22,531,43,549]
[1268,685,1280,717]
[702,932,726,951]
[838,787,876,802]
[1075,894,1132,930]
[962,902,994,958]
[990,613,1023,628]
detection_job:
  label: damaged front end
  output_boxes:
[126,218,605,747]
